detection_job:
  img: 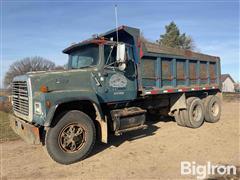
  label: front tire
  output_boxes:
[45,110,96,164]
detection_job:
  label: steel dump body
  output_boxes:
[140,42,221,95]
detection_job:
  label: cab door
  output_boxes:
[102,44,137,102]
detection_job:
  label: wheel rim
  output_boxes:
[58,123,86,153]
[211,101,219,117]
[192,104,202,122]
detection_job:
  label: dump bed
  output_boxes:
[140,41,221,95]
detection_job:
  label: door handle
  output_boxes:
[126,74,136,78]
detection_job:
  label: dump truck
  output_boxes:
[10,26,222,164]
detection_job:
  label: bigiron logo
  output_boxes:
[180,161,237,179]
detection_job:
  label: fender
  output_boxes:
[44,96,108,143]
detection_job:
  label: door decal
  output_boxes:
[109,73,128,88]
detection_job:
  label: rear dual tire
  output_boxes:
[174,110,185,126]
[174,95,221,128]
[204,95,221,123]
[175,97,204,128]
[181,97,205,128]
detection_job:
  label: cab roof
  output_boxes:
[62,26,139,54]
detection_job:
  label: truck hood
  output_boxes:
[26,69,67,76]
[14,68,96,94]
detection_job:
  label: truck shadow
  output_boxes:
[89,114,175,159]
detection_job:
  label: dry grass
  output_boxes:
[0,101,12,113]
[223,92,240,102]
[0,111,19,142]
[0,89,10,96]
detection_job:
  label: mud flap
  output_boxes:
[169,93,187,116]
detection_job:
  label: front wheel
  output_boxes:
[45,110,96,164]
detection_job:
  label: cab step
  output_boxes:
[115,124,148,136]
[110,107,147,136]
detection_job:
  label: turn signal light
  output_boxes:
[40,85,48,93]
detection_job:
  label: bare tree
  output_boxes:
[4,56,56,87]
[54,63,68,70]
[54,65,65,70]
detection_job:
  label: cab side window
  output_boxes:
[104,44,135,76]
[124,47,135,76]
[104,45,117,67]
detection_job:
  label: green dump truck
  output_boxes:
[10,26,222,164]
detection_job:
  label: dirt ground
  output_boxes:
[1,101,239,179]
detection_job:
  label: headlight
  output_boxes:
[34,102,42,115]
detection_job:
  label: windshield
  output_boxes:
[69,44,99,69]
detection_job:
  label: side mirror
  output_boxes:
[117,43,126,63]
[116,43,126,71]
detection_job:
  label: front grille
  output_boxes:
[12,81,29,116]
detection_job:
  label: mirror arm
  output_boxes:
[106,45,115,65]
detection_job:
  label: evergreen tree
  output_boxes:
[158,21,195,50]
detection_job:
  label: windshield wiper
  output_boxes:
[79,65,94,69]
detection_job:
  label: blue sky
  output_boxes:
[1,0,239,87]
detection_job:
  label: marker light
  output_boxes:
[40,85,48,93]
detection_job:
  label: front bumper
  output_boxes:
[9,114,41,144]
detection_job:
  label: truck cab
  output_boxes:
[64,40,138,102]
